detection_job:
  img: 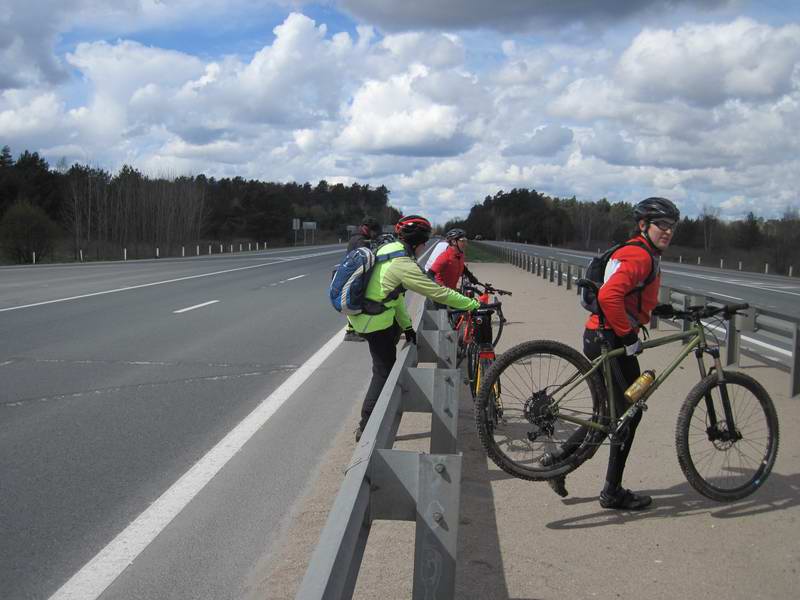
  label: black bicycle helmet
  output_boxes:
[361,217,381,235]
[445,228,467,242]
[395,215,432,246]
[633,197,680,222]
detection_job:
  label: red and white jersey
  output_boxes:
[585,236,661,337]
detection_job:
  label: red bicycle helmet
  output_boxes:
[395,215,432,246]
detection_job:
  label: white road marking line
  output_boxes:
[705,292,743,301]
[173,300,219,314]
[48,326,347,600]
[0,250,340,313]
[285,274,307,282]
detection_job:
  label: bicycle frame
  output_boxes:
[551,322,726,435]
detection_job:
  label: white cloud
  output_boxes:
[501,124,574,157]
[1,6,800,224]
[336,66,476,156]
[618,18,800,107]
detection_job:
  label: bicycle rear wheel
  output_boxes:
[474,340,607,481]
[676,371,779,501]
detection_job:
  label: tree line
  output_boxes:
[446,188,800,274]
[0,145,400,263]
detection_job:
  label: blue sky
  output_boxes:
[2,0,800,223]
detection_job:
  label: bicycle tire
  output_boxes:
[478,357,503,427]
[474,340,607,481]
[676,371,779,502]
[466,343,479,398]
[492,306,505,348]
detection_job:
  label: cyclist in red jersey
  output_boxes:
[429,228,479,290]
[543,197,680,510]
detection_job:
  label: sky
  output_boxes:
[1,0,799,224]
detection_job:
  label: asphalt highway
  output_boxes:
[0,245,359,600]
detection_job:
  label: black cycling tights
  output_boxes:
[583,328,643,491]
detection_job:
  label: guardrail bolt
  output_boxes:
[435,463,445,474]
[444,375,453,385]
[433,512,444,523]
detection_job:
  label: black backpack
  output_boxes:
[579,241,657,315]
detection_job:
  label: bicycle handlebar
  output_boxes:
[462,282,512,296]
[671,302,750,321]
[448,301,502,316]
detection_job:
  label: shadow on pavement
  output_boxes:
[545,471,800,530]
[456,390,513,599]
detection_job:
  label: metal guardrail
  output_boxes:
[297,305,463,599]
[478,242,800,398]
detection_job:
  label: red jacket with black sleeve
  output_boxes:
[585,235,661,339]
[429,245,478,289]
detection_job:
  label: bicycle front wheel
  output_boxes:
[676,371,779,502]
[474,340,607,481]
[466,343,479,398]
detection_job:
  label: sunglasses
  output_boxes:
[652,219,678,232]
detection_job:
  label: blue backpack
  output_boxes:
[329,247,406,315]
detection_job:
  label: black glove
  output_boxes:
[620,331,642,356]
[652,303,675,317]
[404,328,417,345]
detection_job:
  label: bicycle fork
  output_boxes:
[696,347,741,444]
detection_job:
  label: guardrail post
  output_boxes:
[556,262,563,286]
[418,329,457,370]
[566,264,572,290]
[576,267,583,295]
[791,324,800,398]
[401,368,460,454]
[725,306,754,367]
[651,287,672,329]
[369,451,462,599]
[549,260,554,283]
[422,309,450,332]
[682,294,705,342]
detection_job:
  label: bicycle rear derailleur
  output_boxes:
[524,390,556,442]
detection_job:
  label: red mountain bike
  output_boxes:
[449,282,512,398]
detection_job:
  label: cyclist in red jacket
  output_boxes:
[429,228,479,290]
[544,197,680,510]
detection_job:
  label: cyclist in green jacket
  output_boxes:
[349,215,480,441]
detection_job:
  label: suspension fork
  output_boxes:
[696,346,739,440]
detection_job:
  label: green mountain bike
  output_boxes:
[474,296,779,502]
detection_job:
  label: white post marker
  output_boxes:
[48,327,346,600]
[765,263,769,274]
[156,247,160,258]
[219,244,223,253]
[196,245,200,256]
[32,251,36,264]
[239,243,242,252]
[208,245,212,255]
[739,261,742,271]
[79,249,84,263]
[124,248,127,261]
[182,246,185,257]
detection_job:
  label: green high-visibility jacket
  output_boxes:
[347,241,480,334]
